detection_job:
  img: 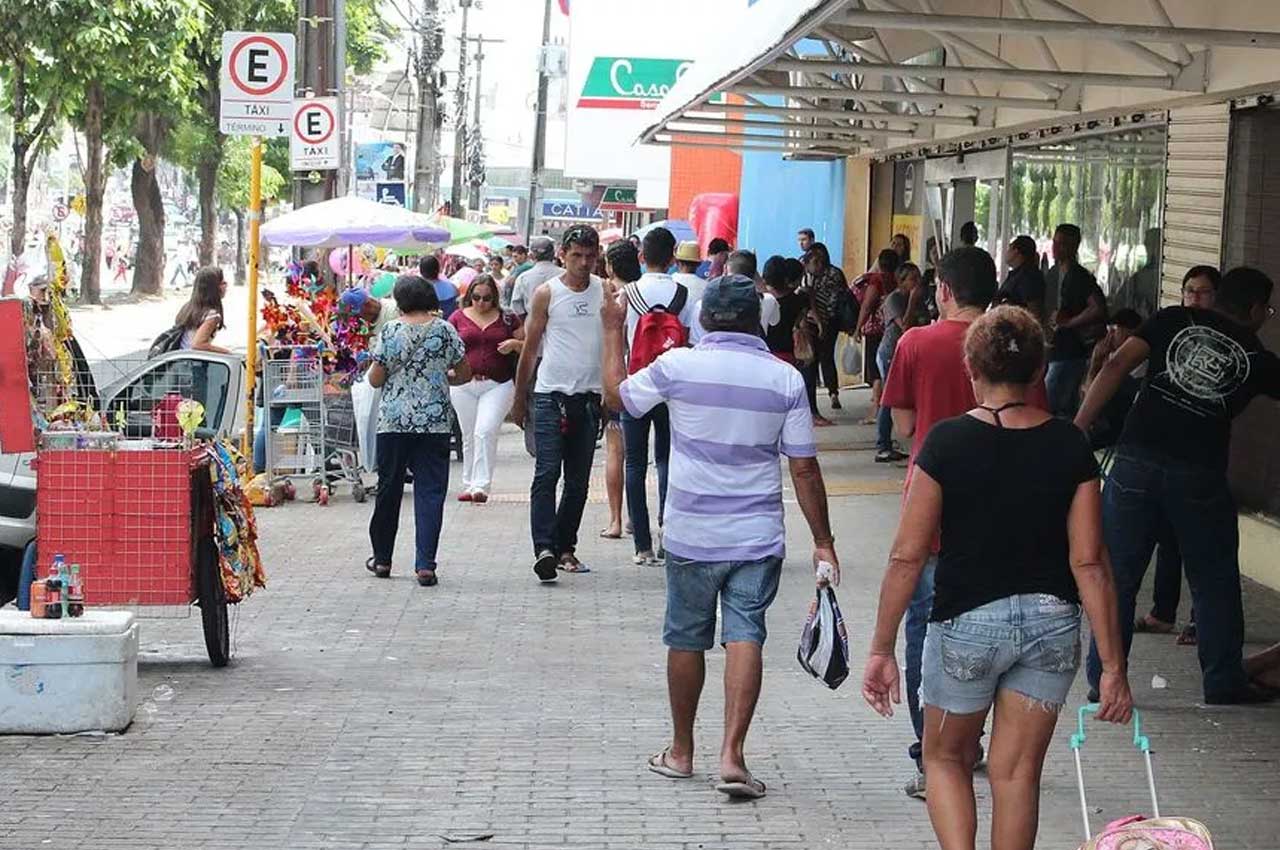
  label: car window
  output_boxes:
[108,358,231,436]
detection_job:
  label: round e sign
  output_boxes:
[294,103,336,144]
[229,35,290,96]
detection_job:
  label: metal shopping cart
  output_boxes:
[263,346,368,504]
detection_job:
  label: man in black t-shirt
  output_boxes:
[1045,224,1106,418]
[1076,267,1280,704]
[998,235,1046,327]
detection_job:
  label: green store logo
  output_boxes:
[579,57,705,110]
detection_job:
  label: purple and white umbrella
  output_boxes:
[260,196,450,249]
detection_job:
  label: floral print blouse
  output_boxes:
[371,318,466,434]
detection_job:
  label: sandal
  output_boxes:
[1176,623,1197,646]
[715,775,767,800]
[599,528,623,539]
[416,570,438,587]
[557,557,591,574]
[1134,614,1175,634]
[647,750,693,779]
[365,557,391,579]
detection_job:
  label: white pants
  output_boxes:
[449,378,516,494]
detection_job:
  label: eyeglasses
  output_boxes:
[471,294,495,303]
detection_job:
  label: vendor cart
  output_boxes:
[33,443,243,666]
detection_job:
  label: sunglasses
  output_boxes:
[471,294,495,303]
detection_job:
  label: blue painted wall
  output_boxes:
[738,153,846,266]
[733,8,847,264]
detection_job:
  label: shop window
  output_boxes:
[1009,128,1167,318]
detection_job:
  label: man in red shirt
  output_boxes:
[879,247,997,800]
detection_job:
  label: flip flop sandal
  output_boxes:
[599,529,623,539]
[557,560,592,574]
[1134,615,1175,634]
[715,776,767,800]
[1176,624,1198,646]
[365,557,391,579]
[647,750,692,779]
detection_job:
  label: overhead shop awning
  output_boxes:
[638,0,1280,159]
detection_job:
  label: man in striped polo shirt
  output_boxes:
[602,274,839,801]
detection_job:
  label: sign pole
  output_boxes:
[242,138,264,459]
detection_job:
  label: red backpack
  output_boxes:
[625,282,689,373]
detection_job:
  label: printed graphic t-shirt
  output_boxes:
[1120,306,1280,469]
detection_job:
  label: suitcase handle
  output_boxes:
[1068,703,1150,753]
[1070,703,1159,841]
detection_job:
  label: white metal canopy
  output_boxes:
[638,0,1280,156]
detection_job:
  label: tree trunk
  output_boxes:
[80,83,106,305]
[234,209,246,287]
[3,160,30,297]
[196,141,222,267]
[129,156,165,295]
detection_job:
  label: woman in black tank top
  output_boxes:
[862,306,1134,850]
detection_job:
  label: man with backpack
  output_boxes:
[621,226,697,565]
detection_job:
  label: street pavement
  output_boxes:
[2,392,1279,850]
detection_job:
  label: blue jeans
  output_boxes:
[252,406,286,475]
[1045,358,1087,418]
[530,392,600,557]
[876,346,894,452]
[622,404,670,553]
[1086,446,1248,701]
[368,432,451,571]
[663,555,783,650]
[905,558,936,768]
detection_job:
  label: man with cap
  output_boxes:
[338,287,400,338]
[673,241,708,306]
[602,274,839,801]
[509,236,560,318]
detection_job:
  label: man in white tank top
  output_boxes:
[511,226,607,582]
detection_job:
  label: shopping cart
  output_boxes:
[263,345,369,504]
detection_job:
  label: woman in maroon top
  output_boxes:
[448,275,524,503]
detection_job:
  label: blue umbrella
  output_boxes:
[633,219,696,243]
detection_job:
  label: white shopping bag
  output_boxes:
[350,377,381,472]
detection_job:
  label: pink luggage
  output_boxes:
[1071,704,1214,850]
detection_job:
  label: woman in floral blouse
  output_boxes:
[367,274,471,586]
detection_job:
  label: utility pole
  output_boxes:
[295,0,344,210]
[413,0,445,213]
[448,0,472,217]
[467,35,503,214]
[524,0,554,243]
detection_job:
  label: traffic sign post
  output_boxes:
[290,98,340,171]
[241,139,264,459]
[220,31,296,137]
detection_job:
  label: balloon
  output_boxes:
[329,249,368,277]
[371,272,396,298]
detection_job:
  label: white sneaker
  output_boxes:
[903,771,926,799]
[633,551,658,566]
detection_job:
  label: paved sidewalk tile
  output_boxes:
[1,393,1277,849]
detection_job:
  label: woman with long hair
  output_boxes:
[599,239,641,539]
[447,274,524,503]
[863,306,1132,850]
[176,266,230,353]
[368,275,471,586]
[801,242,847,417]
[761,255,807,366]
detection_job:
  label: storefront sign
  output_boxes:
[598,186,637,210]
[541,200,601,221]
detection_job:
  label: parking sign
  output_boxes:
[220,31,296,136]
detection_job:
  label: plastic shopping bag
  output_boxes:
[350,377,381,472]
[797,585,850,689]
[840,334,863,379]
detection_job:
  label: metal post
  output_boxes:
[334,0,347,195]
[413,0,443,212]
[524,0,554,243]
[467,36,502,213]
[242,139,263,459]
[449,0,471,216]
[295,0,340,210]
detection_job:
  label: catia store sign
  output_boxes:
[578,57,693,110]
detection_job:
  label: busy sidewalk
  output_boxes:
[0,396,1277,850]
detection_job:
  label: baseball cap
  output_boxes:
[529,236,556,261]
[338,288,370,315]
[701,274,761,326]
[675,241,701,263]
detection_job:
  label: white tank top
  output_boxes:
[535,275,604,395]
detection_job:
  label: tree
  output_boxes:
[217,136,284,286]
[0,2,67,295]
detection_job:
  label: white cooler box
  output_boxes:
[0,610,139,734]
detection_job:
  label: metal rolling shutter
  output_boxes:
[1160,103,1230,306]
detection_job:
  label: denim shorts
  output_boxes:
[663,555,783,651]
[920,593,1082,714]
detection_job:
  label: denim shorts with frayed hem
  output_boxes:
[663,555,783,651]
[920,593,1082,715]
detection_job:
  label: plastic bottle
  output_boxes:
[44,562,63,620]
[58,561,71,619]
[67,565,85,618]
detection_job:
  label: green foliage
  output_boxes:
[217,136,285,210]
[347,0,393,76]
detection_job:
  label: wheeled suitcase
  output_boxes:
[1070,704,1214,850]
